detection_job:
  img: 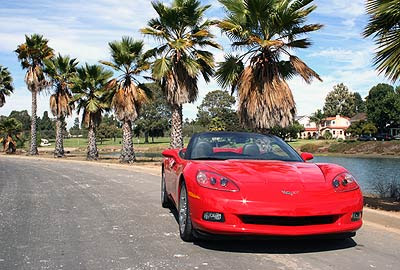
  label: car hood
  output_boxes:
[197,160,326,184]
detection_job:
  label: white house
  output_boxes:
[297,116,318,139]
[320,115,351,140]
[297,115,351,140]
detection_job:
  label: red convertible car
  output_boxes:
[161,132,363,241]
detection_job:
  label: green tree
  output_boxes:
[134,84,171,143]
[38,111,55,140]
[15,34,54,155]
[309,109,325,137]
[182,119,208,137]
[0,65,14,107]
[71,64,113,160]
[44,54,78,157]
[366,83,400,131]
[364,0,400,82]
[362,122,378,135]
[69,117,81,136]
[100,37,151,163]
[354,92,366,113]
[347,120,365,136]
[216,0,322,131]
[9,110,31,131]
[197,90,239,130]
[208,117,226,131]
[270,121,304,140]
[142,0,220,148]
[323,83,356,117]
[0,117,22,154]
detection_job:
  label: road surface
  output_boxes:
[0,156,399,270]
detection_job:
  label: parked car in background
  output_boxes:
[358,135,376,141]
[393,134,400,140]
[374,133,393,141]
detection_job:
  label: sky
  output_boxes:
[0,0,393,128]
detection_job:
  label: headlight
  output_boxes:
[332,172,359,192]
[196,170,239,192]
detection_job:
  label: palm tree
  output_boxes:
[71,64,113,160]
[309,109,325,138]
[216,0,322,131]
[0,65,14,107]
[15,34,54,155]
[364,0,400,82]
[0,118,23,154]
[141,0,220,148]
[44,54,78,157]
[100,37,151,163]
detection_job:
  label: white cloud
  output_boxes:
[315,0,365,18]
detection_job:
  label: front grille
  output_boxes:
[240,215,339,226]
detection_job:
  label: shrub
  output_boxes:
[373,178,400,201]
[300,143,320,153]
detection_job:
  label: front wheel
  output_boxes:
[178,183,194,242]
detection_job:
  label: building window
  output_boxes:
[340,130,343,135]
[333,130,336,135]
[332,121,336,125]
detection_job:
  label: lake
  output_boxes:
[313,156,400,193]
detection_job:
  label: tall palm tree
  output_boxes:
[15,34,54,155]
[216,0,322,131]
[44,54,78,157]
[364,0,400,82]
[141,0,220,148]
[0,65,14,108]
[71,64,113,160]
[100,37,151,163]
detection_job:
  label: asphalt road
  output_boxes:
[0,156,399,270]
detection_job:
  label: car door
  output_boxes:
[164,149,186,204]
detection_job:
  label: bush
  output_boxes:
[300,143,320,153]
[337,138,344,142]
[373,178,400,201]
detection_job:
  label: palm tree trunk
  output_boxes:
[170,104,183,149]
[87,120,98,160]
[54,117,65,157]
[30,91,38,155]
[120,120,135,163]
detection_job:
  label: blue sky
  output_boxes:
[0,0,393,127]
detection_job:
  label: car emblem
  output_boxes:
[281,190,300,196]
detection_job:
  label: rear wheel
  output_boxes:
[161,170,170,208]
[178,183,193,242]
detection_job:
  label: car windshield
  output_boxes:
[186,132,303,162]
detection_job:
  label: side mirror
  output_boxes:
[162,149,180,160]
[301,152,314,161]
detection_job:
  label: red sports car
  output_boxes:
[161,132,363,241]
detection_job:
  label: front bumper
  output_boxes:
[188,188,363,237]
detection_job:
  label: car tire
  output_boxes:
[178,182,194,242]
[161,170,170,208]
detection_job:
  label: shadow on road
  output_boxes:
[168,208,357,254]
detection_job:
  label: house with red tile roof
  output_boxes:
[320,115,351,139]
